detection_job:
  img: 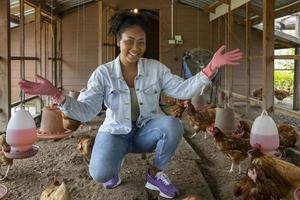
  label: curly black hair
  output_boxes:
[109,10,148,37]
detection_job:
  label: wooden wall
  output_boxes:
[61,1,211,91]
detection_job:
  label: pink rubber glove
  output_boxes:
[202,45,243,78]
[18,74,64,104]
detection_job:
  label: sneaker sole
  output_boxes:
[145,182,174,199]
[104,177,122,189]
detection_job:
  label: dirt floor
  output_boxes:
[1,103,300,200]
[0,115,214,200]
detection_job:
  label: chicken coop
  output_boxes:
[0,0,300,199]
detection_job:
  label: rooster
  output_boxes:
[208,127,252,173]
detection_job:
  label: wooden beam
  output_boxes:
[0,0,11,132]
[245,2,251,114]
[35,5,41,76]
[98,0,103,65]
[275,0,300,19]
[224,90,300,120]
[225,1,233,107]
[273,55,300,60]
[20,0,25,102]
[293,15,300,110]
[204,0,226,13]
[262,0,275,111]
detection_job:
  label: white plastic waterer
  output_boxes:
[6,108,37,152]
[250,110,279,156]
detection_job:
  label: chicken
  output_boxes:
[274,88,290,102]
[186,101,215,139]
[169,101,186,119]
[0,134,13,180]
[252,87,291,102]
[40,177,71,200]
[182,195,202,200]
[234,165,291,200]
[161,95,177,106]
[61,113,81,132]
[249,146,300,190]
[209,127,252,173]
[277,124,299,148]
[252,88,262,101]
[76,135,95,163]
[232,120,251,139]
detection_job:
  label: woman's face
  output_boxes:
[118,25,146,66]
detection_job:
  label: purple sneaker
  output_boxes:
[145,171,179,199]
[102,175,122,189]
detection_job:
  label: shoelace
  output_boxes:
[156,172,171,186]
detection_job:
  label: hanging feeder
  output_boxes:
[250,110,279,156]
[4,108,39,159]
[37,105,72,139]
[214,107,235,134]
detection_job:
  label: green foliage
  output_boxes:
[274,70,294,91]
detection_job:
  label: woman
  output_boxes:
[19,11,242,199]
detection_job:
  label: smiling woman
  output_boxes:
[18,10,242,199]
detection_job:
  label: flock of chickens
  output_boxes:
[252,87,291,102]
[168,97,300,200]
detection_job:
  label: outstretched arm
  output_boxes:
[202,45,243,78]
[18,74,64,104]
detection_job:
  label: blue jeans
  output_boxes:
[89,116,184,183]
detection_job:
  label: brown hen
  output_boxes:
[186,101,215,139]
[209,127,252,173]
[277,124,299,148]
[76,135,95,163]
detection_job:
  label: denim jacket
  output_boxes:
[60,56,211,134]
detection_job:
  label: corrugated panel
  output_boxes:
[178,0,213,9]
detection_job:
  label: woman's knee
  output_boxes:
[89,165,115,183]
[161,116,184,138]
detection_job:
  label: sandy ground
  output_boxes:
[0,115,214,200]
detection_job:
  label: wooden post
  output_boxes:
[20,0,25,101]
[53,19,57,87]
[293,14,300,110]
[226,1,233,107]
[0,0,11,132]
[262,0,275,111]
[98,0,103,65]
[246,3,251,114]
[35,5,41,76]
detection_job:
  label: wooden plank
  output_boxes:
[262,0,275,111]
[0,0,11,132]
[294,15,300,110]
[273,55,300,60]
[245,2,251,114]
[98,0,103,65]
[11,56,39,60]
